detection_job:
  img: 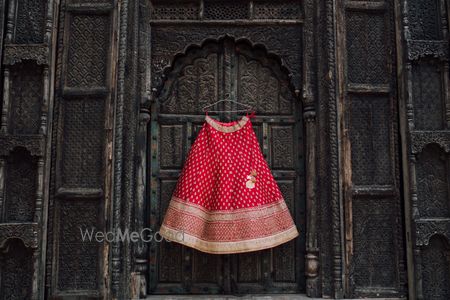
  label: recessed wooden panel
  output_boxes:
[349,96,393,186]
[346,11,389,84]
[407,0,442,40]
[14,0,46,43]
[351,197,399,290]
[61,97,105,189]
[66,14,110,88]
[192,251,222,284]
[271,125,295,170]
[9,62,43,135]
[412,61,445,130]
[158,240,183,283]
[56,199,101,292]
[416,145,450,218]
[160,125,185,169]
[5,148,36,222]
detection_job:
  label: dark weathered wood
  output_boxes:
[148,34,305,295]
[335,0,347,298]
[337,0,407,298]
[399,0,450,299]
[0,0,58,299]
[0,0,448,299]
[43,0,118,298]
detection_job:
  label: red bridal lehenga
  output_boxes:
[159,112,299,254]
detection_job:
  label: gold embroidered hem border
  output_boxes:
[159,224,299,254]
[169,196,289,221]
[205,115,249,133]
[159,197,300,254]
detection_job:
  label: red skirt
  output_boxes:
[159,113,299,254]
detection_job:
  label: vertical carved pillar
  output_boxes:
[303,1,320,295]
[410,154,419,219]
[405,63,415,130]
[303,92,319,297]
[329,0,343,297]
[132,105,150,299]
[414,247,424,300]
[4,0,14,43]
[440,1,450,129]
[112,0,129,295]
[40,67,49,134]
[1,68,10,133]
[0,158,5,217]
[35,158,44,223]
[444,63,450,127]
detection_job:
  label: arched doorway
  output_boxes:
[148,37,305,294]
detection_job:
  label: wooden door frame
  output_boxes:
[128,0,339,298]
[146,35,306,294]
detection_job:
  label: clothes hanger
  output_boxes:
[202,93,255,114]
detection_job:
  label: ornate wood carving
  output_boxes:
[406,40,449,60]
[46,0,116,298]
[203,0,248,20]
[407,0,442,40]
[59,97,106,190]
[3,0,448,298]
[65,14,110,88]
[0,135,45,156]
[253,1,302,20]
[416,221,450,246]
[54,199,100,293]
[412,60,445,130]
[338,0,406,297]
[315,0,342,297]
[3,44,50,65]
[0,223,39,249]
[400,0,450,298]
[9,61,43,135]
[149,36,304,294]
[416,144,449,218]
[411,131,450,153]
[13,0,47,44]
[151,26,302,92]
[0,0,57,299]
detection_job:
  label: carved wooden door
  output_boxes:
[148,37,305,294]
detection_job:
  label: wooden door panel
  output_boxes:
[149,37,304,294]
[337,1,407,297]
